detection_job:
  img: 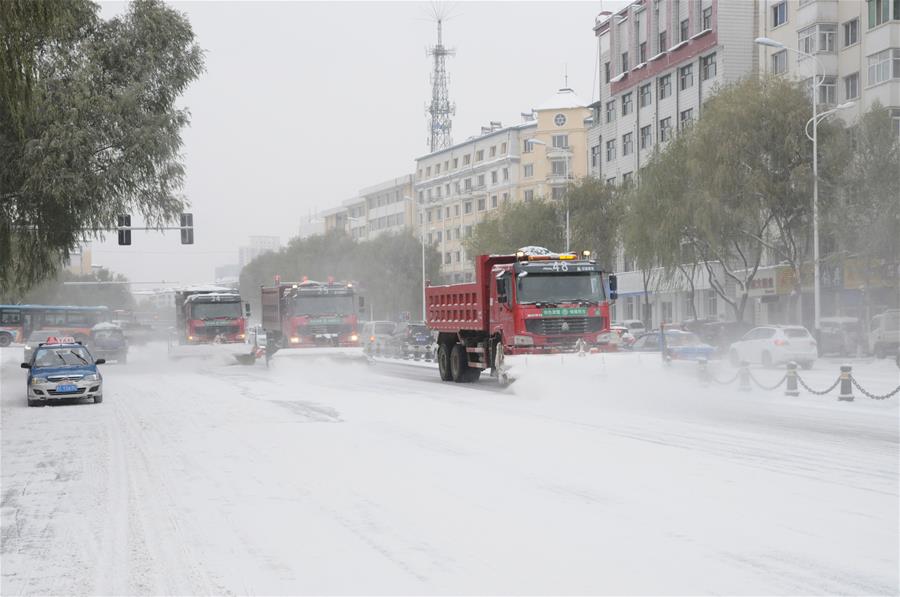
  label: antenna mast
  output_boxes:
[426,13,455,152]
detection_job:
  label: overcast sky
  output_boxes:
[94,1,627,285]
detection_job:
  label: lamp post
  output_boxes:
[754,37,853,342]
[527,137,571,252]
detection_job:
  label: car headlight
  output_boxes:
[30,377,47,385]
[83,373,99,382]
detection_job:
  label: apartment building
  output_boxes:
[238,235,281,268]
[358,175,415,240]
[518,88,593,203]
[756,0,900,132]
[588,0,758,325]
[414,121,532,282]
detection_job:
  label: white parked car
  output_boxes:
[728,325,817,369]
[617,319,647,337]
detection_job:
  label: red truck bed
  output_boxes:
[425,254,518,333]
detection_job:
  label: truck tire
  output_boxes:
[450,343,480,383]
[437,343,453,381]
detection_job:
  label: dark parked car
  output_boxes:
[386,322,434,360]
[88,323,129,363]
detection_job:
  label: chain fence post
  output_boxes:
[698,358,709,388]
[738,361,751,392]
[785,361,799,397]
[838,364,854,401]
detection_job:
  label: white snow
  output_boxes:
[2,343,898,594]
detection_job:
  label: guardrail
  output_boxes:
[695,359,900,402]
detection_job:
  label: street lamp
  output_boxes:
[527,137,571,252]
[754,37,853,343]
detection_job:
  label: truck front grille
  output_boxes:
[525,317,603,336]
[196,325,239,338]
[303,324,351,335]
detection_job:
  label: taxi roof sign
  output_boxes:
[44,336,76,345]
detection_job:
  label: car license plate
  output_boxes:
[56,384,78,393]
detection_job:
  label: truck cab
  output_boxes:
[262,280,363,349]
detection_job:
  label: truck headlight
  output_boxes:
[237,333,246,340]
[290,336,300,344]
[513,335,533,346]
[350,334,358,342]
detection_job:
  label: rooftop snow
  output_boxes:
[534,88,588,111]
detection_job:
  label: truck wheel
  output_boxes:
[437,343,453,381]
[450,344,480,383]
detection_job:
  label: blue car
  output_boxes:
[627,330,716,361]
[21,339,105,406]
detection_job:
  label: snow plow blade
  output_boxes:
[167,342,259,365]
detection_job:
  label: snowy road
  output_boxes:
[2,344,898,595]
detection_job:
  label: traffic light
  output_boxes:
[117,215,131,245]
[180,212,194,245]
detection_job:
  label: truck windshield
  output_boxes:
[191,302,242,320]
[516,272,605,304]
[291,295,355,316]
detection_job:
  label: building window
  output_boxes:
[445,206,450,218]
[706,290,717,317]
[772,50,788,74]
[491,170,498,184]
[659,117,672,142]
[640,125,652,150]
[622,172,633,185]
[436,231,442,242]
[606,100,616,122]
[680,108,694,129]
[868,0,890,28]
[658,74,672,99]
[452,157,458,169]
[622,132,633,156]
[500,142,507,153]
[491,195,498,208]
[622,92,633,115]
[475,150,484,162]
[622,51,629,72]
[489,146,496,157]
[606,176,616,186]
[454,182,461,194]
[502,167,509,181]
[814,76,836,104]
[477,197,485,211]
[463,154,471,165]
[477,174,485,187]
[445,252,451,265]
[843,18,859,47]
[524,189,534,201]
[680,64,693,90]
[551,159,566,176]
[639,41,647,64]
[523,164,534,177]
[702,6,712,30]
[844,72,860,100]
[639,83,652,107]
[552,134,569,148]
[551,186,566,200]
[502,192,509,204]
[454,204,460,216]
[867,48,900,85]
[701,53,717,80]
[445,183,450,195]
[435,163,441,174]
[464,201,472,214]
[772,1,787,27]
[606,139,616,161]
[819,24,836,52]
[590,144,601,168]
[658,30,667,53]
[426,166,432,177]
[680,18,689,42]
[890,108,900,137]
[604,61,610,83]
[464,178,472,191]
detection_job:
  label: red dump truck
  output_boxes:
[261,279,363,350]
[168,286,254,362]
[426,249,617,383]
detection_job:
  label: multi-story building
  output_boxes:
[414,121,532,282]
[588,0,757,184]
[589,0,758,325]
[65,243,93,276]
[517,88,593,203]
[757,0,900,131]
[415,88,591,281]
[358,175,415,240]
[238,235,281,268]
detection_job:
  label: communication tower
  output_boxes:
[426,17,455,152]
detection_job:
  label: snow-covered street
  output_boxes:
[2,344,898,595]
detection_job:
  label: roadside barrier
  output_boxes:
[698,359,899,402]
